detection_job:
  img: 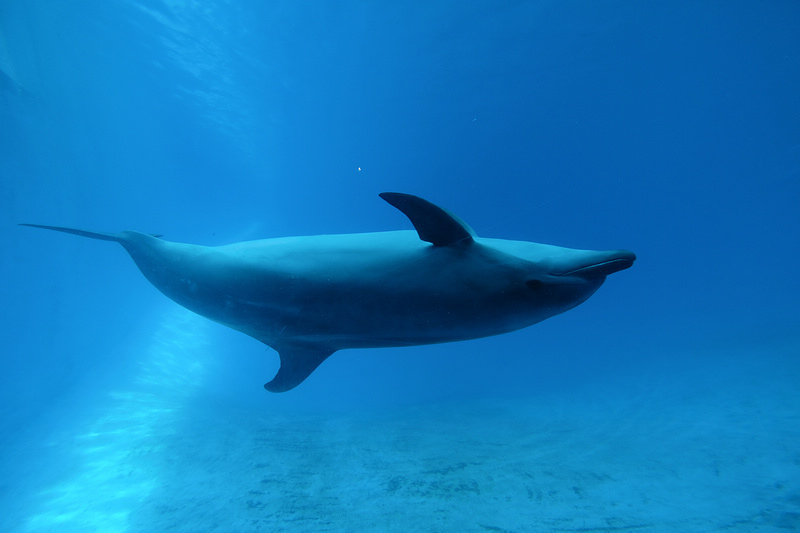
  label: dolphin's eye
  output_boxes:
[526,280,543,290]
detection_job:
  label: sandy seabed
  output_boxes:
[3,338,799,533]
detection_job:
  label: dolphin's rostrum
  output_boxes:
[21,193,635,392]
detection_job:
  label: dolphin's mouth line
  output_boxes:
[554,256,636,277]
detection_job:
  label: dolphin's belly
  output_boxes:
[213,262,540,350]
[222,285,530,349]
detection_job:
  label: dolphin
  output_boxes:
[21,193,635,392]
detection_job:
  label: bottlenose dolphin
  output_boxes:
[21,193,635,392]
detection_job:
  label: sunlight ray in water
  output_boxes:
[23,306,212,532]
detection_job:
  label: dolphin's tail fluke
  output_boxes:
[18,224,125,242]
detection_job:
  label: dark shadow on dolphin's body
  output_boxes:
[21,193,635,392]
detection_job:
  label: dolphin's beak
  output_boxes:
[553,250,636,278]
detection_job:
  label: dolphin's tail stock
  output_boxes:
[18,224,125,242]
[19,224,164,242]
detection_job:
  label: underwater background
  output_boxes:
[1,1,799,531]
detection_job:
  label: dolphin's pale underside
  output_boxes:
[21,193,635,392]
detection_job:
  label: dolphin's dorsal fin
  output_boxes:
[263,343,335,392]
[379,192,475,247]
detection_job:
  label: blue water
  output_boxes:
[2,1,799,531]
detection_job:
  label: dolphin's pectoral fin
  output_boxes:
[264,344,335,393]
[379,192,475,247]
